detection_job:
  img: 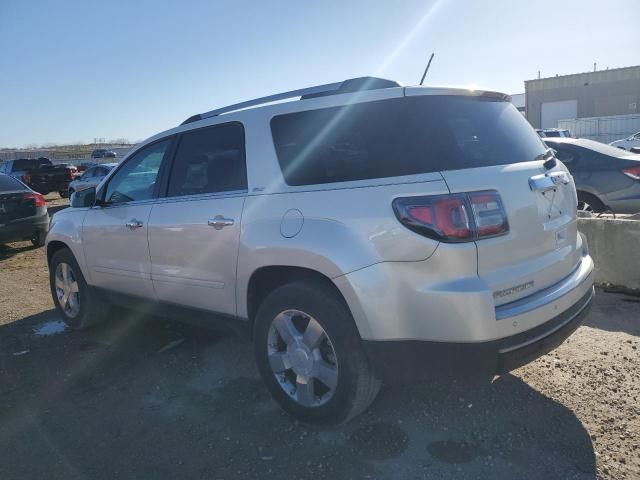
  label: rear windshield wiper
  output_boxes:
[534,148,557,170]
[534,148,554,161]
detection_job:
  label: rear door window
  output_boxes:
[167,123,246,197]
[271,96,546,186]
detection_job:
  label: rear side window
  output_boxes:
[167,123,246,197]
[271,96,546,186]
[0,174,25,191]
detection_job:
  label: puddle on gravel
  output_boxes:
[427,440,481,464]
[33,321,67,336]
[349,422,409,459]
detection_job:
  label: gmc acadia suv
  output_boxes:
[46,77,594,424]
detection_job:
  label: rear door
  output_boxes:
[82,138,173,299]
[406,90,580,305]
[148,122,247,316]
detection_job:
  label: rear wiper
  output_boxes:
[534,148,554,161]
[535,148,557,170]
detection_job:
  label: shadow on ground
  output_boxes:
[0,310,596,480]
[583,288,640,336]
[0,242,39,261]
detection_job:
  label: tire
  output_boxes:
[49,248,109,329]
[31,230,45,247]
[59,190,69,199]
[254,281,380,425]
[577,191,605,214]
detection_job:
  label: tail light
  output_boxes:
[392,190,509,243]
[23,192,46,207]
[67,168,76,180]
[622,166,640,180]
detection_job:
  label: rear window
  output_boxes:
[12,158,51,170]
[0,174,26,192]
[573,139,636,158]
[271,96,546,186]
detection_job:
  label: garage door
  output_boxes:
[541,100,577,128]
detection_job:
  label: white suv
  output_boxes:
[46,77,594,424]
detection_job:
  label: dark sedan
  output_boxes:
[544,138,640,214]
[91,149,117,159]
[0,174,49,246]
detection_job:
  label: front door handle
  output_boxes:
[125,219,144,230]
[208,215,234,230]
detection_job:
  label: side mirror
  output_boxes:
[70,186,97,208]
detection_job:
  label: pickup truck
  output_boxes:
[0,158,77,197]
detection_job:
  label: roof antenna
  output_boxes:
[419,53,435,86]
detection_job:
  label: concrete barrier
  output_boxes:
[578,217,640,290]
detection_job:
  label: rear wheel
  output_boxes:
[577,191,605,213]
[31,230,45,247]
[49,248,109,329]
[254,281,380,425]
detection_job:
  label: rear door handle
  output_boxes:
[208,215,234,230]
[125,219,144,230]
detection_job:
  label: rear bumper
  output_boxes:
[0,213,49,243]
[364,287,594,383]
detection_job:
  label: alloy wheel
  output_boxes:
[267,309,338,407]
[54,262,81,318]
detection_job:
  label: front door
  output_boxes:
[82,139,172,299]
[148,122,247,316]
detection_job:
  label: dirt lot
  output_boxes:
[0,196,638,479]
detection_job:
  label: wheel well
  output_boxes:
[246,266,349,332]
[576,190,605,208]
[46,241,69,265]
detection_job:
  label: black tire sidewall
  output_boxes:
[49,248,90,329]
[577,191,605,213]
[254,282,369,425]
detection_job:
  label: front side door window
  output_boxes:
[104,140,170,204]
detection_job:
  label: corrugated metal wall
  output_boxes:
[558,114,640,144]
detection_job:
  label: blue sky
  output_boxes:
[1,0,638,148]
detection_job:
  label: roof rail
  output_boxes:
[180,77,401,125]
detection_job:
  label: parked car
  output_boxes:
[536,128,572,138]
[544,137,640,213]
[46,77,594,424]
[68,163,117,197]
[91,149,117,159]
[0,173,49,246]
[0,158,77,197]
[609,131,640,151]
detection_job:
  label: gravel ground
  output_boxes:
[0,194,638,479]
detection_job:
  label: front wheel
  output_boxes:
[49,248,109,329]
[254,282,380,425]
